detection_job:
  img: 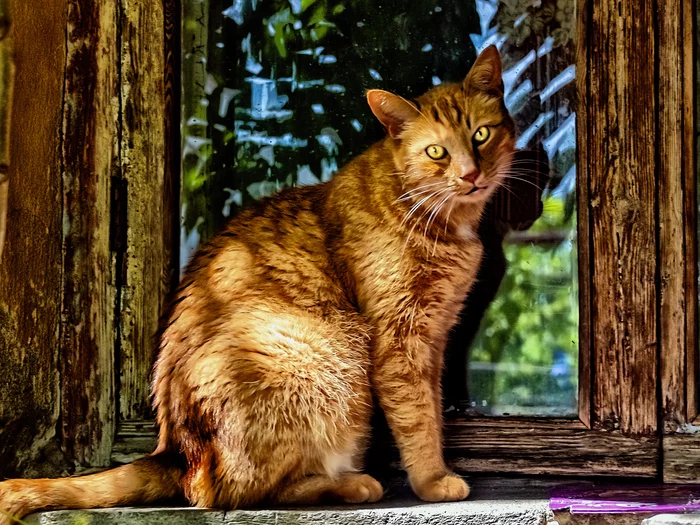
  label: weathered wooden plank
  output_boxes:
[0,0,13,262]
[658,0,688,432]
[445,428,657,477]
[58,0,118,467]
[163,0,180,289]
[659,0,700,483]
[575,0,591,429]
[0,0,65,475]
[118,0,175,420]
[114,419,658,477]
[686,0,698,423]
[663,432,700,483]
[111,419,157,464]
[588,0,658,435]
[0,171,6,261]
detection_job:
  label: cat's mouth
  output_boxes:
[465,185,488,196]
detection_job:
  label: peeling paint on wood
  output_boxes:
[659,0,700,483]
[118,0,176,421]
[447,426,658,477]
[684,0,698,423]
[0,0,65,476]
[588,0,658,436]
[0,0,176,474]
[0,0,13,262]
[663,434,700,483]
[658,0,690,434]
[58,0,118,467]
[574,0,591,430]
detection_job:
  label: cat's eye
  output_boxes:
[473,126,490,145]
[425,144,447,160]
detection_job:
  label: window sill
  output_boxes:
[23,478,700,525]
[26,500,550,525]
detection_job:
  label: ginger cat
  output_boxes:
[0,46,515,521]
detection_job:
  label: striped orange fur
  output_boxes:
[0,46,514,522]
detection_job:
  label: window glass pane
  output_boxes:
[181,0,578,417]
[463,1,578,416]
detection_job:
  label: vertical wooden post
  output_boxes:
[0,0,13,261]
[658,0,689,432]
[659,0,700,483]
[118,0,178,422]
[58,0,119,467]
[0,0,65,475]
[588,0,658,435]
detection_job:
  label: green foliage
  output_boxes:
[182,0,579,416]
[498,0,575,47]
[182,0,479,237]
[469,194,578,415]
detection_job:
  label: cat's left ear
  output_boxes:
[464,46,504,96]
[367,89,420,140]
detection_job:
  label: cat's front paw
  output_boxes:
[412,472,470,502]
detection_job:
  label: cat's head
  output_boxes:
[367,46,515,206]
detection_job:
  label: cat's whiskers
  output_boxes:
[399,180,443,193]
[497,167,546,189]
[407,301,419,340]
[500,175,545,191]
[429,194,455,258]
[495,181,525,203]
[499,153,549,166]
[506,159,550,167]
[443,198,457,236]
[400,187,452,257]
[400,189,443,229]
[424,192,452,239]
[500,164,544,173]
[399,186,448,228]
[397,182,444,202]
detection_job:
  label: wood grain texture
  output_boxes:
[445,429,657,477]
[58,0,118,467]
[588,0,658,435]
[687,0,699,422]
[659,0,700,483]
[658,0,688,432]
[663,433,700,483]
[113,420,658,477]
[575,0,591,429]
[0,0,13,262]
[0,0,65,475]
[163,0,180,293]
[118,0,175,420]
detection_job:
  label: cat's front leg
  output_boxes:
[372,330,469,502]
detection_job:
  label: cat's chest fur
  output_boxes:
[351,224,483,328]
[415,235,483,316]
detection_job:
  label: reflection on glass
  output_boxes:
[465,0,578,417]
[181,0,578,417]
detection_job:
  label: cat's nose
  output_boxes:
[460,169,480,183]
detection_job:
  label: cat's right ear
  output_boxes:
[366,89,420,140]
[464,45,504,96]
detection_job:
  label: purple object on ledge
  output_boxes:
[550,483,700,514]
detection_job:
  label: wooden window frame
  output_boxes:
[438,0,698,479]
[1,0,698,481]
[112,0,700,479]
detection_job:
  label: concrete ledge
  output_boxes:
[642,516,700,524]
[26,499,551,525]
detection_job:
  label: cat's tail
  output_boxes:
[0,453,185,524]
